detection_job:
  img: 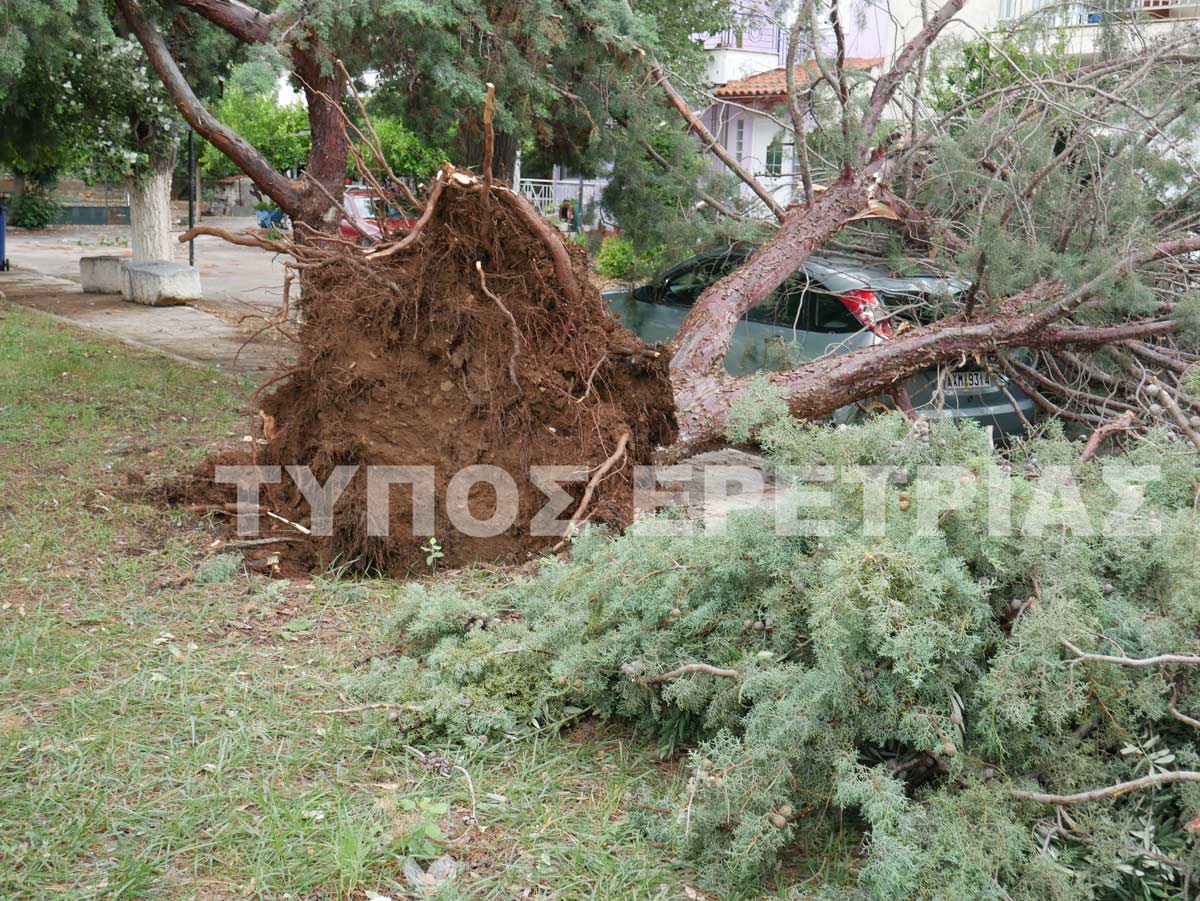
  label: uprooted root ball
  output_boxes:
[228,171,676,572]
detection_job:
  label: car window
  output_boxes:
[807,293,859,333]
[347,196,374,218]
[661,255,740,306]
[746,279,857,333]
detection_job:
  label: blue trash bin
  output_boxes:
[0,204,8,271]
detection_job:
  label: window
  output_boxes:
[734,120,745,162]
[660,252,744,307]
[765,135,784,177]
[746,281,859,334]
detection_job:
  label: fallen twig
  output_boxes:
[218,537,303,549]
[1079,410,1136,463]
[267,510,312,535]
[1010,770,1200,805]
[314,702,422,715]
[1062,639,1200,667]
[637,662,742,685]
[403,745,480,833]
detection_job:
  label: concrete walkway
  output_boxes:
[0,268,289,374]
[1,219,293,374]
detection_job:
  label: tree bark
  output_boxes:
[670,178,870,375]
[128,145,177,261]
[455,126,519,183]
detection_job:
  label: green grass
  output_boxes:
[0,304,707,900]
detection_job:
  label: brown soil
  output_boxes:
[173,171,676,573]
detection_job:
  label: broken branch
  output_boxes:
[637,662,742,684]
[1078,410,1136,463]
[1010,770,1200,805]
[1062,640,1200,667]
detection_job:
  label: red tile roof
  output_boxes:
[713,58,883,99]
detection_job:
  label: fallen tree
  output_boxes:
[124,0,1200,561]
[347,415,1200,897]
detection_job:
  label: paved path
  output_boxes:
[1,219,293,374]
[0,268,288,374]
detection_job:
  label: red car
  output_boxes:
[340,187,416,243]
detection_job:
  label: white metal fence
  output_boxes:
[516,178,612,228]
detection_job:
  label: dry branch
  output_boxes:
[642,53,786,222]
[637,662,742,684]
[1062,640,1200,667]
[1010,771,1200,805]
[1079,411,1136,463]
[313,702,422,715]
[1150,380,1200,452]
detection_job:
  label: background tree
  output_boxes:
[116,0,733,228]
[122,0,1200,452]
[0,0,238,257]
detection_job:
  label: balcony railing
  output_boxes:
[1001,0,1200,27]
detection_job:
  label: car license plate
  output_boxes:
[945,371,994,390]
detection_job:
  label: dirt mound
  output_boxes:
[179,169,676,573]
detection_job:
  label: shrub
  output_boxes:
[10,184,59,229]
[352,415,1200,897]
[595,236,664,280]
[595,235,637,278]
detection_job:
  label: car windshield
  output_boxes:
[347,195,402,220]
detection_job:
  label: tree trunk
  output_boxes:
[455,125,519,182]
[128,146,177,261]
[291,47,348,229]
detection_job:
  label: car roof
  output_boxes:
[660,245,969,297]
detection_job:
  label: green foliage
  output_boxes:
[723,376,789,444]
[596,236,637,278]
[594,236,664,280]
[9,180,59,228]
[352,414,1200,897]
[360,114,446,181]
[193,552,243,585]
[392,798,450,859]
[200,88,310,179]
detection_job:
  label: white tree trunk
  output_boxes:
[128,147,176,262]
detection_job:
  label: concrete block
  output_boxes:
[79,255,128,294]
[123,261,202,307]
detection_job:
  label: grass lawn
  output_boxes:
[0,303,710,900]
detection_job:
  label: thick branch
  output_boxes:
[174,0,277,43]
[116,0,301,215]
[861,0,966,143]
[643,55,786,222]
[670,179,869,374]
